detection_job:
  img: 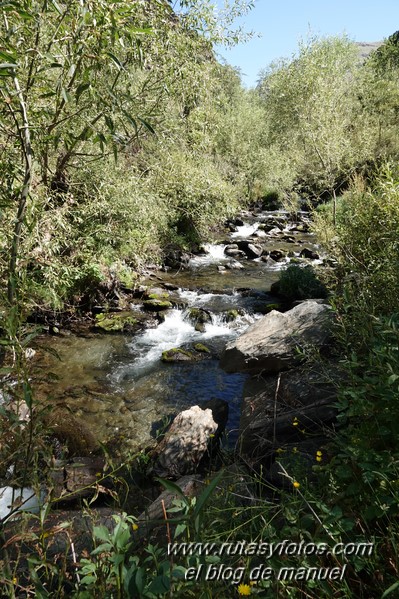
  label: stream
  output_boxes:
[33,209,322,456]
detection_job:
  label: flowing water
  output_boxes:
[33,210,322,457]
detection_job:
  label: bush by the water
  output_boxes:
[278,264,328,300]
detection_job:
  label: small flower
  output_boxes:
[12,578,17,585]
[316,456,322,462]
[293,417,299,426]
[238,583,251,596]
[250,580,257,586]
[316,450,322,457]
[293,481,300,489]
[292,446,298,453]
[132,523,139,531]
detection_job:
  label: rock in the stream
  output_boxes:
[161,348,196,362]
[239,365,340,458]
[220,300,332,374]
[236,240,263,259]
[225,259,245,270]
[300,247,320,260]
[151,406,218,478]
[143,299,173,311]
[269,249,286,262]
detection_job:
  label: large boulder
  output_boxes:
[151,406,218,478]
[220,300,332,374]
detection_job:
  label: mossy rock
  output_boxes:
[194,343,211,354]
[161,348,196,362]
[95,312,137,332]
[188,307,212,325]
[224,309,240,322]
[146,292,170,301]
[143,299,173,312]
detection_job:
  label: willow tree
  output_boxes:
[0,0,254,305]
[257,35,374,215]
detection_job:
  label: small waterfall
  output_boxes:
[111,303,254,384]
[189,243,227,266]
[231,222,259,238]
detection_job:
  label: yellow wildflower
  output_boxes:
[316,456,322,462]
[292,447,298,453]
[293,417,299,426]
[293,481,300,489]
[316,450,322,457]
[238,583,251,596]
[132,523,139,531]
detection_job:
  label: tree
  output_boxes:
[257,35,373,213]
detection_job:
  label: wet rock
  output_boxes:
[217,265,226,272]
[236,240,263,259]
[151,406,218,478]
[260,256,277,267]
[300,247,320,260]
[224,244,247,258]
[142,299,173,312]
[220,300,332,374]
[225,260,245,270]
[224,308,240,321]
[187,307,212,329]
[161,348,196,362]
[269,249,286,262]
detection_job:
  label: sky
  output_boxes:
[214,0,399,87]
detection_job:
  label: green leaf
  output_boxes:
[93,525,111,542]
[61,87,72,103]
[382,581,399,598]
[193,470,224,519]
[75,82,91,103]
[137,117,155,134]
[51,0,63,15]
[147,574,170,595]
[106,52,124,72]
[155,478,190,508]
[90,542,112,556]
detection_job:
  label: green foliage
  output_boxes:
[278,265,328,301]
[314,165,399,319]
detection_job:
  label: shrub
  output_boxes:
[278,265,328,301]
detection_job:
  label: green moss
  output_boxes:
[146,292,170,300]
[95,312,137,332]
[225,309,239,322]
[143,299,173,311]
[161,348,196,362]
[194,343,211,353]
